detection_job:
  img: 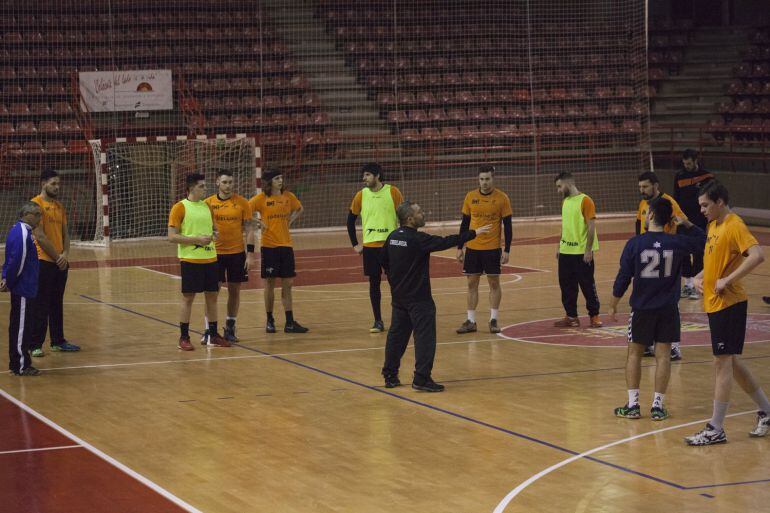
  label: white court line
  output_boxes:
[0,388,203,513]
[493,409,756,513]
[0,444,81,456]
[135,266,181,279]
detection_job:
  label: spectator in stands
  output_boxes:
[674,149,714,300]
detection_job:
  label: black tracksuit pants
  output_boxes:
[382,300,437,384]
[558,253,600,318]
[8,293,35,373]
[30,260,68,349]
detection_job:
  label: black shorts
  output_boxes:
[180,261,220,294]
[362,246,384,277]
[708,300,748,355]
[629,305,680,346]
[463,248,502,275]
[217,252,249,283]
[261,246,296,279]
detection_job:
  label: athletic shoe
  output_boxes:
[370,320,385,333]
[650,406,669,421]
[412,379,445,392]
[285,321,309,333]
[643,345,655,357]
[13,366,40,376]
[223,327,238,343]
[30,348,44,358]
[680,285,693,299]
[265,319,276,333]
[589,315,603,328]
[204,333,231,347]
[384,375,401,388]
[178,336,194,351]
[489,319,501,333]
[614,403,641,419]
[200,329,210,344]
[670,345,682,361]
[51,341,80,352]
[750,411,770,437]
[685,423,727,446]
[688,289,701,300]
[554,316,579,328]
[456,320,477,334]
[762,296,770,305]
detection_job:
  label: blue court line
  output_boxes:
[77,294,767,494]
[686,477,770,490]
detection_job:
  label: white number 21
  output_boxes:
[640,249,673,278]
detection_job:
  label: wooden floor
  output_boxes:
[2,217,770,513]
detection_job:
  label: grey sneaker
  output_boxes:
[685,423,727,446]
[750,411,770,437]
[670,345,682,361]
[489,319,501,333]
[456,320,477,334]
[681,285,693,299]
[688,288,701,300]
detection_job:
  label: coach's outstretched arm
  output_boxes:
[420,224,492,254]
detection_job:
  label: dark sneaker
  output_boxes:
[553,316,579,328]
[51,341,80,352]
[13,366,40,376]
[681,285,693,299]
[265,319,276,333]
[456,320,477,334]
[285,321,309,333]
[763,296,770,305]
[643,345,655,357]
[412,379,445,392]
[614,403,641,419]
[369,320,385,333]
[650,406,669,421]
[489,319,501,333]
[750,411,770,437]
[685,423,727,446]
[178,336,194,351]
[205,333,231,347]
[384,375,401,388]
[199,329,210,346]
[223,327,238,343]
[670,346,682,361]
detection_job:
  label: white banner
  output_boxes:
[79,70,173,112]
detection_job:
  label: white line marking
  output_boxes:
[0,389,204,513]
[493,409,756,513]
[135,266,181,280]
[0,444,81,456]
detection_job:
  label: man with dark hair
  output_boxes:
[674,149,714,299]
[685,180,770,445]
[29,168,80,357]
[204,169,255,342]
[553,172,602,328]
[381,201,491,392]
[2,202,42,375]
[456,165,513,334]
[347,163,403,333]
[249,169,308,333]
[609,197,705,420]
[168,173,229,351]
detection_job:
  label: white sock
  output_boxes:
[227,316,236,322]
[751,389,770,414]
[685,277,693,287]
[203,316,209,332]
[710,400,730,430]
[490,309,498,320]
[652,392,665,409]
[628,389,640,407]
[467,310,476,323]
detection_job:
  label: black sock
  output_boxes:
[369,275,382,322]
[226,318,236,329]
[286,310,294,324]
[267,312,274,322]
[180,323,190,338]
[208,321,218,335]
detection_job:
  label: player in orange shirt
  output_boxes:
[455,165,513,334]
[685,180,770,445]
[204,170,255,342]
[29,168,80,356]
[249,170,308,334]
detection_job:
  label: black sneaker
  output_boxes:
[643,345,655,357]
[369,320,385,333]
[223,327,238,343]
[384,375,401,388]
[265,319,276,333]
[489,319,501,333]
[412,379,445,392]
[284,321,309,333]
[13,366,40,376]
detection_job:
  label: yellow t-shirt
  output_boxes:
[31,195,66,262]
[702,213,758,313]
[249,191,302,248]
[461,188,513,251]
[349,185,403,248]
[168,201,217,264]
[204,194,252,255]
[637,193,687,234]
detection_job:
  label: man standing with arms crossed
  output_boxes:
[168,173,230,350]
[685,180,770,445]
[456,165,513,334]
[204,170,255,343]
[553,171,602,328]
[347,163,403,333]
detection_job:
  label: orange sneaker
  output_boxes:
[590,315,603,328]
[178,336,194,351]
[554,316,580,328]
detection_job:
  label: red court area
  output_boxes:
[0,395,192,513]
[500,313,770,347]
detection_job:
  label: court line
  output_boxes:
[0,444,81,456]
[137,266,181,280]
[686,477,770,490]
[492,409,756,513]
[0,388,203,513]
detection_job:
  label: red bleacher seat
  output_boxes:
[0,122,14,135]
[15,122,37,135]
[38,121,60,133]
[59,120,81,134]
[44,140,67,153]
[428,108,447,121]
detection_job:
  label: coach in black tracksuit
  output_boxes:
[380,201,490,392]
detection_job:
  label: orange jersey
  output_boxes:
[461,188,512,250]
[702,213,758,313]
[249,191,302,248]
[31,194,66,262]
[204,194,252,254]
[637,193,686,234]
[350,185,403,247]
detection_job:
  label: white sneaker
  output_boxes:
[681,286,693,299]
[688,288,701,300]
[750,412,770,437]
[685,423,727,446]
